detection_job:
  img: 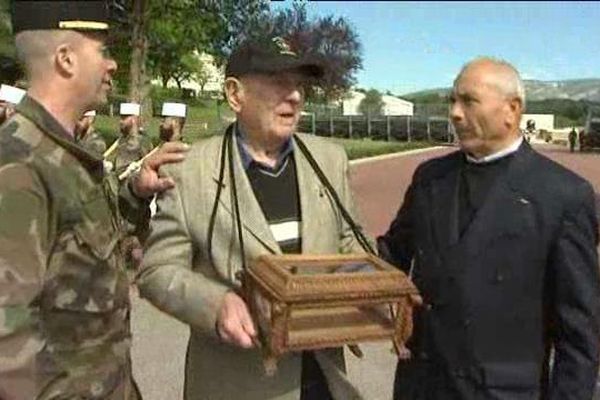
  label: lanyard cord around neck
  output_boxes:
[207,128,375,272]
[293,134,375,256]
[207,127,247,272]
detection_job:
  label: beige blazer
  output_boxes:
[138,130,368,400]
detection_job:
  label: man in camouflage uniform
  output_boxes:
[159,102,187,143]
[75,109,107,157]
[107,102,154,177]
[0,2,188,399]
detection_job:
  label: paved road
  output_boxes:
[131,143,600,399]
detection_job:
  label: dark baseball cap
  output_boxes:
[12,1,110,34]
[225,37,324,80]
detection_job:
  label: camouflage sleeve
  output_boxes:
[141,135,154,157]
[0,162,49,398]
[91,137,107,156]
[118,176,151,239]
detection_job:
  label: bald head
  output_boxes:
[450,57,525,159]
[455,57,525,108]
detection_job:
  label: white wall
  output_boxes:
[520,114,554,131]
[342,91,414,116]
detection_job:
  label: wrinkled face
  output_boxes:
[159,117,183,142]
[72,32,116,108]
[449,63,519,157]
[75,115,94,137]
[237,72,305,141]
[119,115,138,135]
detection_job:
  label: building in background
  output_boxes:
[151,52,224,97]
[520,113,555,131]
[342,90,414,116]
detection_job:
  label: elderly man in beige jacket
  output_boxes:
[138,38,370,400]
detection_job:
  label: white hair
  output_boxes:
[456,57,526,106]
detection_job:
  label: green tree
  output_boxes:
[269,2,363,102]
[358,89,384,116]
[147,0,221,89]
[200,0,271,66]
[0,0,22,83]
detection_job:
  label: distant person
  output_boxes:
[159,101,187,142]
[569,127,578,152]
[75,109,107,157]
[106,102,155,272]
[579,129,586,152]
[0,83,26,124]
[106,102,154,176]
[379,57,600,400]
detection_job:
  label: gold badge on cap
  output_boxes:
[272,37,297,57]
[59,20,109,30]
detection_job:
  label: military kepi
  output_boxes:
[120,103,140,116]
[0,84,26,104]
[161,102,187,118]
[11,1,110,34]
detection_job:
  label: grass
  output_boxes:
[331,137,436,160]
[93,102,435,159]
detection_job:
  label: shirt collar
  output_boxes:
[235,122,294,171]
[465,136,524,164]
[15,95,104,171]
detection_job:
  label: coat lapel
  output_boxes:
[210,132,281,255]
[293,136,324,254]
[455,142,535,252]
[430,154,462,250]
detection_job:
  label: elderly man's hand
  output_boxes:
[216,291,257,348]
[131,142,189,198]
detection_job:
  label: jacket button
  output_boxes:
[463,318,471,327]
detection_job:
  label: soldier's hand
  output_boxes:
[131,142,189,198]
[216,291,257,348]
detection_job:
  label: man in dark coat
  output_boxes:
[378,57,600,400]
[569,127,578,152]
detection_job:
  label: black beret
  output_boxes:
[11,1,110,34]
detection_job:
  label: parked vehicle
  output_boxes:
[581,117,600,151]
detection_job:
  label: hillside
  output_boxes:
[403,79,600,103]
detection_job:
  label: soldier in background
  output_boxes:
[579,128,586,152]
[110,103,155,271]
[0,1,188,398]
[0,83,26,124]
[159,101,187,142]
[107,102,154,176]
[569,126,578,152]
[75,109,107,157]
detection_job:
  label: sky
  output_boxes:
[271,1,600,95]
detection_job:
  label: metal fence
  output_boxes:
[298,114,454,143]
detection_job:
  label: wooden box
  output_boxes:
[242,253,420,375]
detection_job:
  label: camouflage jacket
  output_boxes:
[106,132,153,177]
[77,128,107,158]
[0,96,147,399]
